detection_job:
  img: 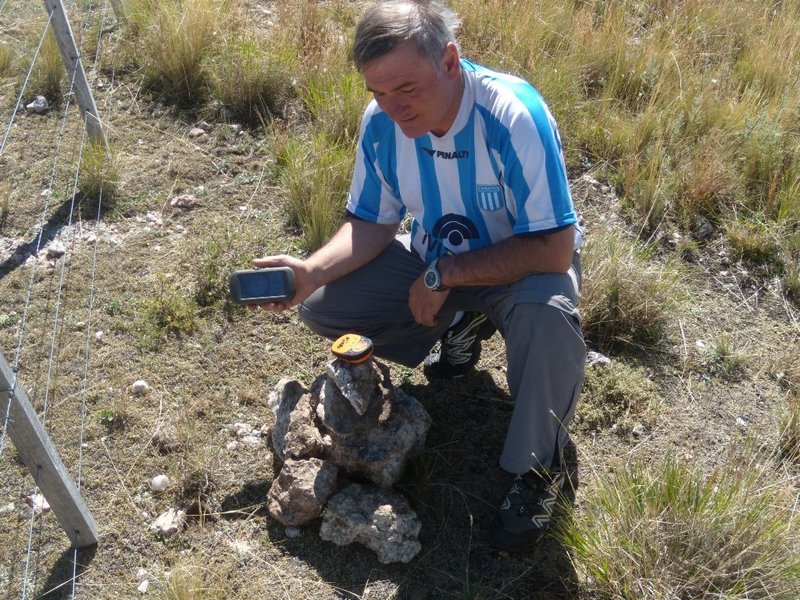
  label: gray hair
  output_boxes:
[352,0,460,73]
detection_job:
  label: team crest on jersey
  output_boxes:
[477,185,504,212]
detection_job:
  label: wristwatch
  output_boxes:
[423,257,449,292]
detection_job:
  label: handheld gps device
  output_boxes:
[229,267,296,304]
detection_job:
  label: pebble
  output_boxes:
[170,194,198,209]
[131,380,150,395]
[137,580,149,594]
[151,474,170,492]
[150,508,185,537]
[26,95,49,114]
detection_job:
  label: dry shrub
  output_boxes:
[561,451,800,599]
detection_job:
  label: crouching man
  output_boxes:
[255,0,585,553]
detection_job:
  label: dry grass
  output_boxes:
[27,27,63,101]
[580,229,685,353]
[560,450,800,599]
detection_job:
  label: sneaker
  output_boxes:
[423,311,495,379]
[488,465,565,553]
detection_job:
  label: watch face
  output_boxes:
[424,266,439,289]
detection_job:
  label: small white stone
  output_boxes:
[151,474,170,492]
[736,417,748,430]
[95,330,104,341]
[150,508,185,537]
[136,568,148,580]
[137,580,149,593]
[26,95,49,114]
[131,380,150,395]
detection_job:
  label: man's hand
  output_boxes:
[408,273,450,326]
[249,217,399,313]
[249,255,317,312]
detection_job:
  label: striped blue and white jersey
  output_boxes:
[347,59,582,263]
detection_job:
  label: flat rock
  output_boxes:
[150,508,185,537]
[319,483,422,564]
[267,458,338,526]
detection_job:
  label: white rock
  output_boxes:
[46,241,67,259]
[26,95,49,113]
[150,508,185,537]
[95,331,104,341]
[137,580,149,593]
[131,380,150,395]
[19,493,50,520]
[188,127,207,139]
[151,474,170,492]
[136,568,148,580]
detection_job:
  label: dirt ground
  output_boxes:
[1,3,799,600]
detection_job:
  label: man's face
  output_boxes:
[361,41,463,138]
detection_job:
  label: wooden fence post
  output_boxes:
[42,0,107,147]
[0,353,99,548]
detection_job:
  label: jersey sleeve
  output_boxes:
[484,81,577,236]
[346,105,406,225]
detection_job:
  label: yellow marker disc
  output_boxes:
[331,333,374,364]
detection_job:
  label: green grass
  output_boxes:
[779,393,800,463]
[560,452,800,599]
[274,130,353,253]
[211,34,293,125]
[79,139,120,201]
[580,230,685,353]
[300,69,371,145]
[27,27,63,101]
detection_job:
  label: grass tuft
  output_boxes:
[133,0,226,103]
[27,27,63,102]
[560,452,800,599]
[273,130,353,252]
[580,230,685,353]
[0,42,13,77]
[779,393,800,463]
[211,34,293,125]
[576,360,660,434]
[155,561,229,600]
[79,140,120,201]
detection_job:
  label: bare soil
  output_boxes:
[1,3,798,600]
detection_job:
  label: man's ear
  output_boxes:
[442,42,461,80]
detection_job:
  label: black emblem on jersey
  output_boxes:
[419,147,470,160]
[431,214,479,247]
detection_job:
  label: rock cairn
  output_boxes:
[267,352,431,564]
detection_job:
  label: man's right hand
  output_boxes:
[249,255,317,312]
[248,217,399,313]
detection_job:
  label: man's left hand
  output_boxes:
[409,274,450,327]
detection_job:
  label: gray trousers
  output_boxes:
[298,240,585,474]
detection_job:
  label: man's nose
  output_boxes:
[382,96,407,120]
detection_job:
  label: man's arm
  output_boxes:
[438,225,575,287]
[408,225,575,326]
[252,217,399,311]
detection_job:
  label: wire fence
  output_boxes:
[0,0,114,597]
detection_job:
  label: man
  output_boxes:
[255,0,585,553]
